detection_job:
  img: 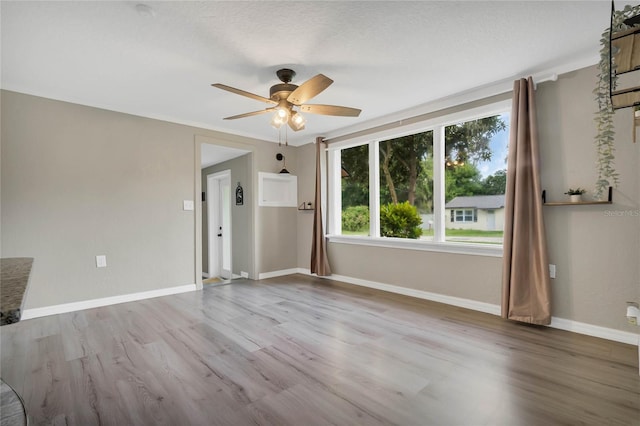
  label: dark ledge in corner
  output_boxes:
[1,258,33,325]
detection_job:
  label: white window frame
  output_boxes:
[327,99,510,258]
[453,209,477,223]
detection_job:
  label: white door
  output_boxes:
[207,171,232,279]
[486,210,495,231]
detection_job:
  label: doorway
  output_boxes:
[196,136,255,290]
[207,170,232,280]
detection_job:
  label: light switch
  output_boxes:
[183,200,194,211]
[96,255,107,268]
[549,264,556,279]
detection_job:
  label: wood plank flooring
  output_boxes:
[1,378,27,425]
[1,274,638,425]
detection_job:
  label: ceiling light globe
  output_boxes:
[289,111,306,131]
[292,112,305,125]
[270,113,285,129]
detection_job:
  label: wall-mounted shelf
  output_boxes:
[542,187,612,206]
[610,25,640,110]
[610,25,640,109]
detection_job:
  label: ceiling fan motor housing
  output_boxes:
[271,68,298,102]
[270,83,297,101]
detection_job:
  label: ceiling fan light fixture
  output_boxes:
[270,113,286,129]
[276,105,290,119]
[290,111,306,131]
[271,104,291,129]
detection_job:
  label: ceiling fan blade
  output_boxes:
[299,104,361,117]
[287,74,333,105]
[212,83,277,105]
[223,108,274,120]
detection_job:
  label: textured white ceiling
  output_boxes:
[0,1,625,146]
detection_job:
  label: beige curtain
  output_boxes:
[501,77,551,325]
[311,137,332,276]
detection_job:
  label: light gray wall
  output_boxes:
[1,91,194,309]
[329,244,503,304]
[257,144,300,274]
[537,66,639,331]
[1,90,300,309]
[295,143,316,269]
[201,153,251,277]
[297,65,640,333]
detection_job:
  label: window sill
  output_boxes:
[326,235,503,257]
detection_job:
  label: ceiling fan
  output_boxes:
[211,68,361,132]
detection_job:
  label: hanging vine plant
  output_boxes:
[593,4,640,198]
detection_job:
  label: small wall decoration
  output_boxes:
[235,182,243,205]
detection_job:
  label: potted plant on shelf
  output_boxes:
[565,188,586,203]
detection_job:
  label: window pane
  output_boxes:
[341,144,369,235]
[378,131,433,240]
[444,114,509,244]
[465,210,474,222]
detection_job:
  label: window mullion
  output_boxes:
[433,126,445,242]
[369,141,380,237]
[327,149,341,235]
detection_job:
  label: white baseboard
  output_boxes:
[299,268,499,315]
[21,284,197,320]
[295,268,639,346]
[550,317,639,346]
[258,268,301,280]
[202,272,210,278]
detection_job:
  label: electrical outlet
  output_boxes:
[183,200,194,211]
[96,255,107,268]
[240,271,249,278]
[549,264,556,279]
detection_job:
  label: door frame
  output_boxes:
[194,136,257,290]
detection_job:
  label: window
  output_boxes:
[378,131,434,240]
[452,209,476,223]
[444,115,508,244]
[341,144,369,235]
[328,100,510,254]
